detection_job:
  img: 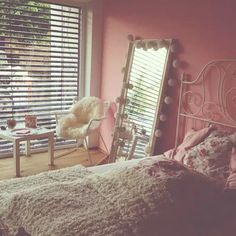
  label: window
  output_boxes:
[0,0,81,156]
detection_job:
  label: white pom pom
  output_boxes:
[114,140,119,146]
[117,148,127,157]
[115,97,121,103]
[136,41,143,49]
[168,78,176,87]
[172,59,181,68]
[170,43,178,53]
[147,41,154,49]
[127,34,134,41]
[155,129,162,138]
[160,113,167,122]
[122,113,128,119]
[159,40,168,49]
[121,67,126,73]
[124,83,133,89]
[119,140,126,147]
[164,96,173,104]
[117,126,126,132]
[145,144,151,155]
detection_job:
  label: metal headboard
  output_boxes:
[175,59,236,148]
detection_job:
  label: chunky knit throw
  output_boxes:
[0,157,222,236]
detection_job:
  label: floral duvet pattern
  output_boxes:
[183,130,233,182]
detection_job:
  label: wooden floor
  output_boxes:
[0,148,107,180]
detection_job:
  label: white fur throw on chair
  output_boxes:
[56,96,104,139]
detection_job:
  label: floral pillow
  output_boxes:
[164,126,214,162]
[225,147,236,189]
[183,130,234,183]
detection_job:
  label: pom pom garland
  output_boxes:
[155,129,163,138]
[164,96,173,105]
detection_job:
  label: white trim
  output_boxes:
[83,0,103,97]
[79,6,87,97]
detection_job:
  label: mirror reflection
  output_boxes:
[109,39,173,162]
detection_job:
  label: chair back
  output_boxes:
[69,97,102,123]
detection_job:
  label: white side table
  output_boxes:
[0,127,54,177]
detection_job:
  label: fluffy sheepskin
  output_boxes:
[56,96,104,139]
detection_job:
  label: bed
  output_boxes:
[1,59,236,236]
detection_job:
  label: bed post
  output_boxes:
[174,73,185,149]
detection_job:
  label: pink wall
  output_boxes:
[100,0,236,154]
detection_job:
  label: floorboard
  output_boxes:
[0,148,106,180]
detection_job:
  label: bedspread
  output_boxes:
[0,157,224,236]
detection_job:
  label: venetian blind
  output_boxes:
[0,0,81,156]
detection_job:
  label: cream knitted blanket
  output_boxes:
[0,158,221,236]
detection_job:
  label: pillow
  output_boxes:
[225,147,236,189]
[183,131,233,183]
[179,127,214,150]
[164,126,214,162]
[229,147,236,173]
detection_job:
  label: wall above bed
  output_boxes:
[100,0,236,154]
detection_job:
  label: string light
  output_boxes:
[155,129,163,137]
[160,113,167,122]
[164,96,173,105]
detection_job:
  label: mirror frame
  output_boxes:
[109,38,174,163]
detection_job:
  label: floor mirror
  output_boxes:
[109,38,174,162]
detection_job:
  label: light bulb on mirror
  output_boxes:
[136,41,143,49]
[142,42,148,51]
[115,97,121,103]
[145,143,151,155]
[170,43,178,53]
[121,67,126,73]
[119,140,126,147]
[160,113,167,122]
[147,41,154,49]
[168,78,176,87]
[124,83,133,89]
[172,59,181,68]
[164,96,173,105]
[152,41,159,50]
[154,129,163,138]
[117,126,126,132]
[159,40,168,49]
[127,34,134,41]
[122,113,128,119]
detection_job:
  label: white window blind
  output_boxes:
[125,47,168,158]
[0,0,81,156]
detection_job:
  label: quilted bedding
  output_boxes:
[0,156,232,236]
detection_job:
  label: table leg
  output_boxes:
[48,133,54,168]
[13,140,21,177]
[25,140,31,157]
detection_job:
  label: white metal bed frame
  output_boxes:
[175,59,236,148]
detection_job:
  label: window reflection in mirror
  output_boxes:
[109,39,173,162]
